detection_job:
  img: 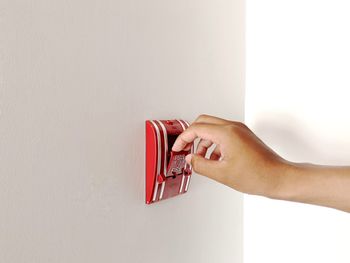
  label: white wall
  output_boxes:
[245,1,350,263]
[0,1,245,262]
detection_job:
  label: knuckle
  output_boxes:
[225,122,248,134]
[195,114,210,122]
[233,121,248,129]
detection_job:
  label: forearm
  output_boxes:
[274,162,350,213]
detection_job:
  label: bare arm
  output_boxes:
[172,114,350,213]
[278,163,350,212]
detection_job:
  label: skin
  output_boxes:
[172,114,350,213]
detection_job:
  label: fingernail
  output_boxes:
[172,143,179,152]
[185,154,193,164]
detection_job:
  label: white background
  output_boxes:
[0,1,244,262]
[245,1,350,263]
[2,1,350,262]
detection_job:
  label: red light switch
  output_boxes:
[145,119,193,204]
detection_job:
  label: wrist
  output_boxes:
[267,160,305,200]
[259,159,350,212]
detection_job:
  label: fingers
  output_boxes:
[175,115,228,153]
[172,123,224,152]
[196,139,214,157]
[186,154,223,180]
[209,144,221,160]
[196,139,222,160]
[172,115,244,152]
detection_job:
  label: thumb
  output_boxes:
[187,154,219,179]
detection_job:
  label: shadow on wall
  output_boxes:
[251,112,335,164]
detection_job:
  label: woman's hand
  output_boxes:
[172,114,288,197]
[172,114,350,213]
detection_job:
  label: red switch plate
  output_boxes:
[145,120,193,204]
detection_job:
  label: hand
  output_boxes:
[172,115,288,197]
[173,114,350,213]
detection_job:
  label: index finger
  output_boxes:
[172,123,224,152]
